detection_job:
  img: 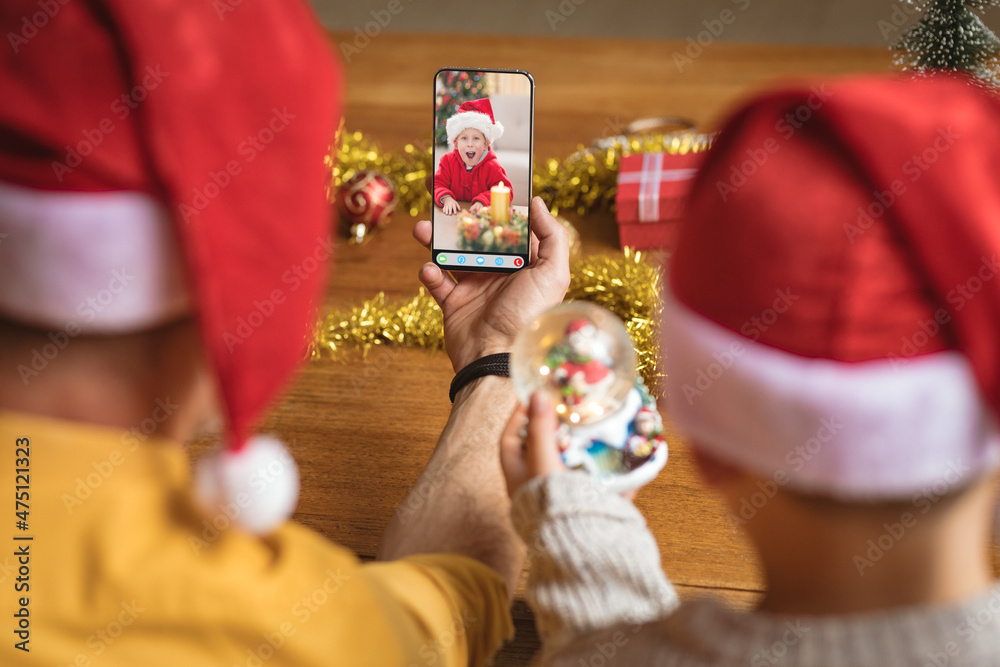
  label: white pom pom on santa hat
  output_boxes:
[193,435,300,535]
[445,98,504,146]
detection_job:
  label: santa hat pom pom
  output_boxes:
[193,435,299,535]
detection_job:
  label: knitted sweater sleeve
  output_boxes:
[510,471,679,650]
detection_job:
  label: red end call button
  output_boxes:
[513,257,523,267]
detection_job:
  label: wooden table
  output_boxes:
[236,33,997,665]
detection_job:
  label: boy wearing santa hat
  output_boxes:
[434,98,514,215]
[0,1,569,665]
[501,73,1000,665]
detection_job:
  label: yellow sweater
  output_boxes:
[0,410,512,666]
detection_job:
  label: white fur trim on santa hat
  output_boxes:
[662,292,1000,501]
[193,435,300,535]
[0,179,191,333]
[446,111,504,146]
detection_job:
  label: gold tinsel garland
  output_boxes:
[310,248,663,387]
[321,123,691,382]
[329,129,714,217]
[326,130,433,217]
[534,132,713,216]
[565,247,662,385]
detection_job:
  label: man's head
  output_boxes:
[0,0,339,445]
[454,127,489,168]
[665,74,1000,509]
[0,313,221,445]
[0,0,341,533]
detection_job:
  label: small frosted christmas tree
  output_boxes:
[435,71,488,145]
[893,0,1000,89]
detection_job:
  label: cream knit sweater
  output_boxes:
[511,471,1000,666]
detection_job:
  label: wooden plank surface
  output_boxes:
[192,33,1000,665]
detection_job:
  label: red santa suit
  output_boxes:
[434,148,513,208]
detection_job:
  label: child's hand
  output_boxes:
[500,388,642,501]
[500,391,566,498]
[441,197,460,215]
[470,201,484,213]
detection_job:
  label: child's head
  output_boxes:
[453,127,489,168]
[445,97,504,167]
[662,75,1000,604]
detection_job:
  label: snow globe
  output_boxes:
[511,302,668,493]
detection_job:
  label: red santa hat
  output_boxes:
[566,319,594,335]
[663,74,1000,500]
[0,1,341,532]
[445,98,504,146]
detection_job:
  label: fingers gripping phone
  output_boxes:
[431,68,534,273]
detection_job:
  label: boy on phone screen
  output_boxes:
[434,98,513,215]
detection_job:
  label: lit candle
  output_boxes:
[490,183,510,225]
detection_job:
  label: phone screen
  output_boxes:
[431,68,534,273]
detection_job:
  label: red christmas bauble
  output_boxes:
[338,171,398,243]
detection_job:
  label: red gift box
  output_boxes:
[615,151,705,250]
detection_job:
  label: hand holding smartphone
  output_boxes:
[431,68,534,273]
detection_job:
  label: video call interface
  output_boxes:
[431,69,533,270]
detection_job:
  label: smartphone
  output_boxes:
[431,67,534,273]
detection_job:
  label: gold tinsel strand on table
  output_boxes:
[330,129,714,217]
[310,248,664,387]
[309,289,443,360]
[565,247,663,385]
[327,129,434,216]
